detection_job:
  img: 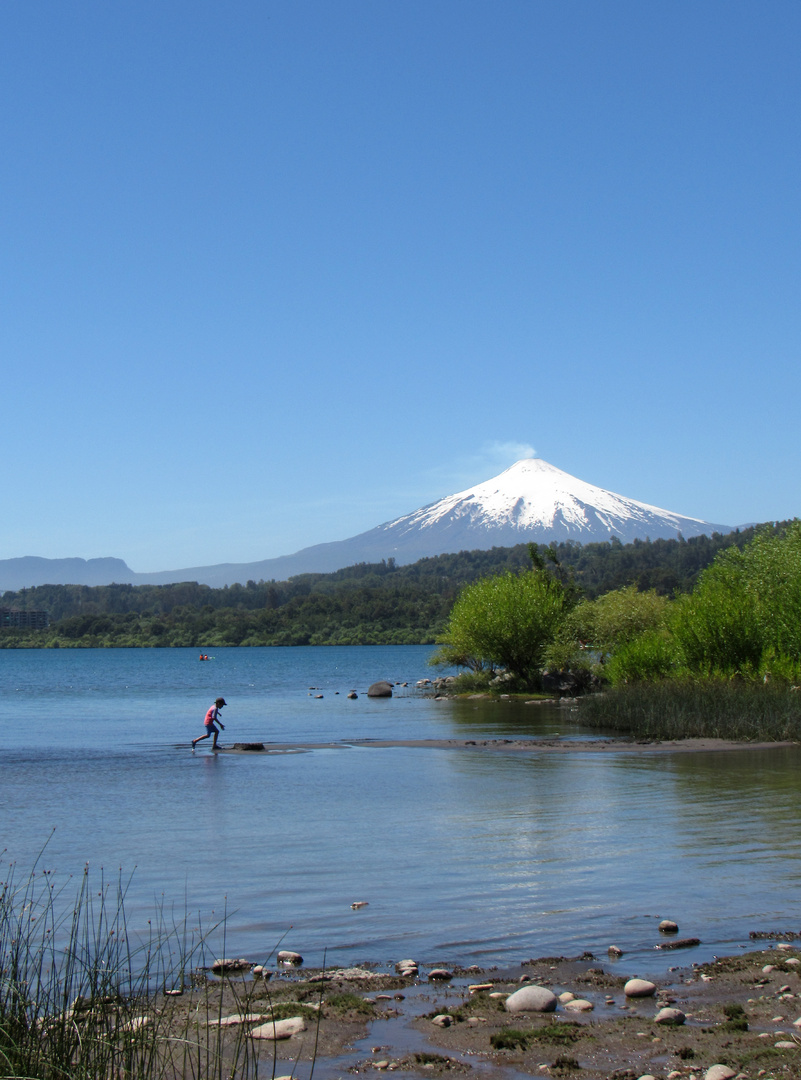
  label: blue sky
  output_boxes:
[3,1,800,571]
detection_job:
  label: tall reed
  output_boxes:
[0,850,266,1080]
[579,679,801,742]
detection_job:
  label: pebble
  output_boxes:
[777,943,793,951]
[504,985,558,1013]
[558,992,575,1003]
[469,983,494,993]
[787,957,801,967]
[431,1015,452,1027]
[659,920,679,933]
[763,964,776,973]
[427,969,453,981]
[704,1068,737,1080]
[608,945,623,957]
[624,978,657,998]
[775,1040,797,1049]
[123,1016,150,1032]
[564,998,594,1012]
[395,959,418,976]
[655,1007,686,1026]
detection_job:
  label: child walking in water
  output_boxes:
[192,697,226,751]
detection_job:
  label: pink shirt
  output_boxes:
[204,706,219,727]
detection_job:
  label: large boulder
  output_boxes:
[504,985,558,1013]
[250,1017,306,1040]
[367,681,393,698]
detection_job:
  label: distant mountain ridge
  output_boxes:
[0,459,733,591]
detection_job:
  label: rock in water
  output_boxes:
[367,681,393,697]
[504,985,558,1013]
[624,978,657,998]
[277,950,303,965]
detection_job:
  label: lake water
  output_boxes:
[2,645,800,976]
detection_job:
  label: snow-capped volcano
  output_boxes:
[131,458,730,583]
[372,458,728,555]
[0,460,733,589]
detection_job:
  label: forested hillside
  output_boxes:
[0,522,781,648]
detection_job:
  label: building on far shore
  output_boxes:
[1,608,49,629]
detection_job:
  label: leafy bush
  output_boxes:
[431,570,568,686]
[605,630,679,685]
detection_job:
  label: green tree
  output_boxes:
[671,520,801,678]
[431,569,568,685]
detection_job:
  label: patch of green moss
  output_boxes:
[324,992,375,1016]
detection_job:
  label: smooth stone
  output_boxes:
[659,920,679,934]
[123,1016,150,1032]
[786,957,801,967]
[347,692,358,699]
[469,983,494,993]
[558,992,575,1003]
[431,1015,452,1027]
[777,942,793,950]
[608,945,624,957]
[211,958,250,974]
[564,999,594,1012]
[636,1075,657,1080]
[655,1007,686,1025]
[251,1017,306,1040]
[776,1040,797,1048]
[427,968,453,981]
[367,681,393,697]
[277,950,303,965]
[624,978,657,998]
[207,1013,268,1027]
[704,1067,737,1080]
[504,985,558,1013]
[762,964,776,973]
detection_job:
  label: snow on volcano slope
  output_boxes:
[365,458,731,559]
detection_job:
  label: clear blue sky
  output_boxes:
[3,1,800,571]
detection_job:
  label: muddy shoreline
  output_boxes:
[158,945,801,1079]
[216,737,799,755]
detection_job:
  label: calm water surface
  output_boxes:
[2,646,800,975]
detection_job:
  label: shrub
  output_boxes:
[431,570,568,686]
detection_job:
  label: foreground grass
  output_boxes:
[0,854,273,1080]
[579,679,801,742]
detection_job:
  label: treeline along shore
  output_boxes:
[0,523,781,649]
